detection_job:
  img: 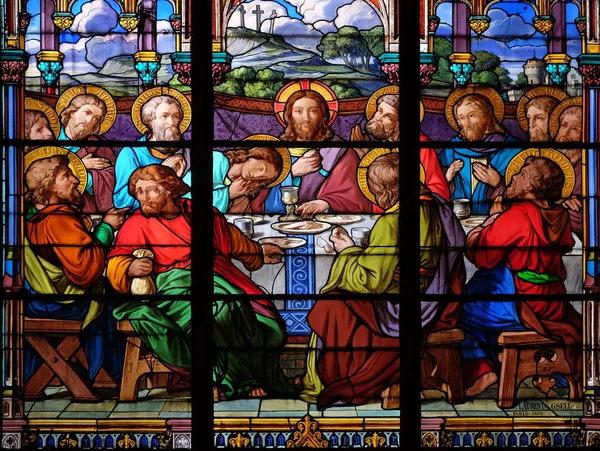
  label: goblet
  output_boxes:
[279,186,300,222]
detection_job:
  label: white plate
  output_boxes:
[259,237,307,249]
[225,214,264,224]
[271,221,332,235]
[315,214,363,225]
[461,217,486,227]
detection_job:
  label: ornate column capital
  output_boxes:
[0,50,29,85]
[533,15,555,34]
[544,53,571,84]
[212,52,232,85]
[171,51,191,86]
[468,15,491,35]
[18,12,32,34]
[449,52,476,86]
[119,13,139,33]
[170,14,182,32]
[36,50,64,86]
[420,53,438,86]
[52,12,75,31]
[379,52,400,85]
[577,54,600,87]
[134,51,161,86]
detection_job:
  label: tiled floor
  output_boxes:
[25,387,191,419]
[422,377,582,417]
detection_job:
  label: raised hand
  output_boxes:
[228,178,256,199]
[445,159,464,182]
[127,258,153,277]
[82,153,111,170]
[296,199,330,218]
[291,150,322,177]
[261,243,284,264]
[101,207,130,230]
[162,154,187,178]
[563,195,582,212]
[473,162,501,188]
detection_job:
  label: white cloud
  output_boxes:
[264,16,323,51]
[313,20,336,34]
[157,20,175,54]
[60,37,97,74]
[334,0,381,30]
[25,38,40,55]
[228,0,288,30]
[484,8,536,42]
[86,33,137,67]
[27,14,40,35]
[301,0,354,24]
[71,0,118,36]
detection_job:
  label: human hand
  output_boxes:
[445,159,464,182]
[261,243,284,264]
[127,258,153,277]
[563,195,582,212]
[296,199,330,218]
[82,153,111,170]
[473,163,501,188]
[351,125,370,159]
[228,178,256,199]
[291,150,322,177]
[489,196,508,216]
[101,207,130,230]
[162,154,187,178]
[330,226,355,253]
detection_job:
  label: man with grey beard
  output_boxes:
[113,95,191,210]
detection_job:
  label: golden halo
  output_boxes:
[420,163,425,183]
[55,85,117,135]
[420,100,425,123]
[273,79,339,127]
[444,84,505,132]
[243,134,292,188]
[504,148,575,204]
[365,85,399,120]
[515,86,568,132]
[549,96,582,140]
[131,87,192,135]
[25,97,61,139]
[24,146,88,194]
[357,148,399,204]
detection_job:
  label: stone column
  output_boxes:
[171,0,191,86]
[213,0,232,86]
[135,0,160,90]
[545,2,570,85]
[449,2,475,86]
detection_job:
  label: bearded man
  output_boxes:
[525,96,560,142]
[257,89,371,216]
[23,155,127,386]
[113,95,191,210]
[439,91,522,215]
[459,156,582,399]
[107,164,192,392]
[58,93,118,213]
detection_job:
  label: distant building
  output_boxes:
[506,88,526,102]
[523,57,548,85]
[567,68,583,96]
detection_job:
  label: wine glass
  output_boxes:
[279,186,300,222]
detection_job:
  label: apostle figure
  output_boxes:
[213,146,287,213]
[55,86,119,213]
[25,98,58,141]
[107,165,192,391]
[516,87,566,142]
[438,85,522,215]
[213,207,297,399]
[23,152,128,384]
[254,80,371,216]
[113,88,192,210]
[460,155,582,399]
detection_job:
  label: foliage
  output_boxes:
[471,50,511,90]
[431,37,453,85]
[360,26,385,57]
[433,37,452,59]
[317,26,379,74]
[214,67,286,99]
[473,50,501,72]
[471,70,499,86]
[330,84,361,99]
[494,66,512,89]
[515,71,529,85]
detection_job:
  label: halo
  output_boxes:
[25,97,61,139]
[131,87,192,135]
[242,134,292,188]
[357,148,399,204]
[420,100,425,123]
[515,86,568,132]
[273,79,339,127]
[549,96,582,140]
[55,85,117,135]
[504,148,575,203]
[420,163,425,183]
[365,85,399,120]
[24,146,88,194]
[444,84,505,132]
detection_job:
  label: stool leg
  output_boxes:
[498,348,519,409]
[147,373,170,389]
[381,384,400,410]
[119,337,145,402]
[442,344,464,404]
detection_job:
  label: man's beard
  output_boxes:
[293,122,318,141]
[151,125,182,153]
[504,182,524,200]
[365,118,398,140]
[140,196,169,217]
[556,132,579,143]
[461,123,487,141]
[56,187,84,208]
[559,148,582,165]
[529,126,547,142]
[68,121,94,140]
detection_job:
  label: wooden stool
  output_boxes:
[497,331,582,409]
[117,320,172,402]
[421,328,465,404]
[24,318,116,402]
[381,383,400,409]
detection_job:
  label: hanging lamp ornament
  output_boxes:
[52,12,75,31]
[468,15,491,35]
[428,15,440,34]
[533,15,555,34]
[119,13,139,32]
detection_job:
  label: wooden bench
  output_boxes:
[421,328,465,404]
[117,320,172,402]
[497,331,582,409]
[24,318,116,402]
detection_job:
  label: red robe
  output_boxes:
[420,132,450,201]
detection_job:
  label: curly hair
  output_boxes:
[24,155,69,206]
[128,164,191,199]
[526,96,560,115]
[25,111,53,139]
[367,153,399,211]
[60,94,107,135]
[224,147,283,189]
[141,95,183,129]
[454,94,505,137]
[524,156,565,205]
[280,90,334,141]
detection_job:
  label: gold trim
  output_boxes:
[448,52,476,64]
[365,85,399,120]
[36,50,64,62]
[131,86,191,134]
[549,96,582,140]
[25,97,61,139]
[544,53,572,65]
[242,134,291,188]
[24,146,88,194]
[515,86,568,132]
[55,84,117,135]
[28,419,170,433]
[214,417,400,432]
[273,79,338,126]
[357,148,399,204]
[134,50,161,63]
[420,163,425,183]
[444,417,582,431]
[420,100,425,123]
[504,148,575,203]
[445,84,505,132]
[286,415,329,448]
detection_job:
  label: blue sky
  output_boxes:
[243,0,302,19]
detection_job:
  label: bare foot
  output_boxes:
[248,387,267,397]
[465,371,498,397]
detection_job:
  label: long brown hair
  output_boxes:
[224,147,283,192]
[280,90,334,141]
[128,164,191,199]
[367,153,399,211]
[454,94,504,138]
[24,155,69,206]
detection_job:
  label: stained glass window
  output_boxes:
[4,0,600,449]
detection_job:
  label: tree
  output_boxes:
[516,71,529,86]
[360,26,384,58]
[494,66,512,89]
[243,68,286,99]
[471,70,499,86]
[228,67,256,84]
[317,26,377,74]
[433,37,452,59]
[431,57,453,85]
[473,50,501,72]
[330,83,361,99]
